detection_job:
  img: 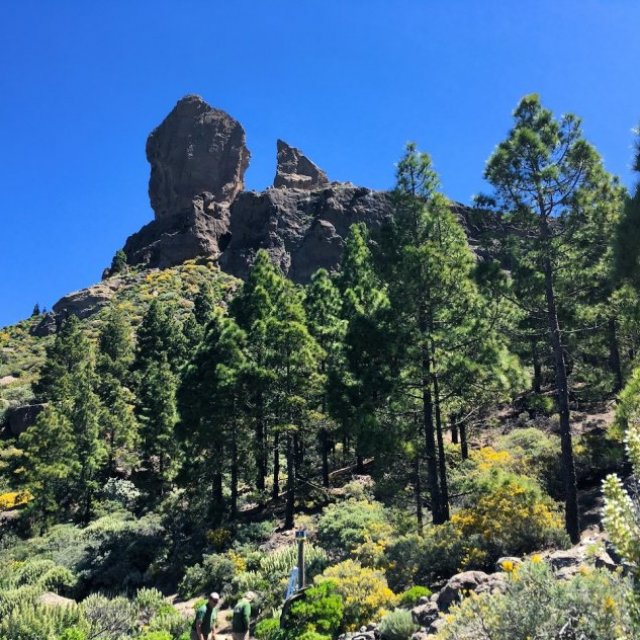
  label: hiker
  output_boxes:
[231,591,256,640]
[192,592,220,640]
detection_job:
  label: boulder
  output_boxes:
[274,139,329,190]
[411,600,440,627]
[436,570,492,612]
[6,404,45,436]
[147,95,250,218]
[38,592,76,607]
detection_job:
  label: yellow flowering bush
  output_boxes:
[0,491,32,511]
[435,560,638,640]
[316,559,397,630]
[450,470,566,557]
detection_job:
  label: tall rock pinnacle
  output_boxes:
[146,95,250,218]
[273,139,329,190]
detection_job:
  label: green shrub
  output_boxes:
[317,560,397,631]
[398,585,431,607]
[0,601,80,640]
[286,581,344,637]
[81,594,136,640]
[137,632,172,640]
[378,609,418,640]
[317,500,393,562]
[58,628,87,640]
[436,560,638,640]
[385,527,471,591]
[177,553,235,599]
[494,428,563,498]
[524,393,555,415]
[76,513,166,596]
[255,617,283,640]
[38,565,77,595]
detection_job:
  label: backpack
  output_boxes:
[232,600,250,632]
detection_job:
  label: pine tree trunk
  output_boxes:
[459,420,469,460]
[542,251,580,543]
[414,455,423,533]
[421,324,442,524]
[272,431,280,501]
[212,470,224,524]
[255,394,266,492]
[433,369,450,521]
[320,429,330,488]
[450,414,458,445]
[285,432,295,529]
[532,337,542,393]
[608,318,623,393]
[356,452,365,474]
[231,431,238,519]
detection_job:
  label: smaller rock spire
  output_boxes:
[273,139,329,190]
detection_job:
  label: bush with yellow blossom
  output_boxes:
[316,559,397,631]
[451,470,567,557]
[435,560,638,640]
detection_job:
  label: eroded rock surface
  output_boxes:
[147,95,250,218]
[220,184,391,282]
[273,139,329,190]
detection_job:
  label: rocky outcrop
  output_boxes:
[38,96,498,330]
[122,193,232,269]
[31,274,144,336]
[147,95,249,218]
[5,403,45,436]
[220,184,391,282]
[274,139,329,190]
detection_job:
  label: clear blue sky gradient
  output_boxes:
[1,1,639,327]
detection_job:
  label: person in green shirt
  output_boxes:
[191,592,220,640]
[231,591,256,640]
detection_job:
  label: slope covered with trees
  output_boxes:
[1,97,640,640]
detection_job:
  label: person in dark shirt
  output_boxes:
[231,591,256,640]
[191,592,220,640]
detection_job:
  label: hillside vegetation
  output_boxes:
[1,96,640,640]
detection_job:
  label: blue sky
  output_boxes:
[1,1,639,327]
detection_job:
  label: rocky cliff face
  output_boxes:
[39,95,495,331]
[147,95,250,217]
[111,95,396,284]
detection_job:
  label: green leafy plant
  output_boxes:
[378,609,418,640]
[398,585,432,608]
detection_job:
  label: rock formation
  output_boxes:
[273,139,329,190]
[147,94,250,217]
[38,95,498,332]
[112,95,250,275]
[220,184,391,282]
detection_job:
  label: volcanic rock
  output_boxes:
[273,139,329,190]
[147,94,250,218]
[122,192,232,268]
[220,184,392,282]
[6,404,45,436]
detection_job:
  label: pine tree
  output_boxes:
[179,310,249,522]
[483,94,617,542]
[138,357,180,498]
[335,224,393,473]
[231,250,286,496]
[265,281,322,529]
[305,269,347,487]
[377,143,508,523]
[134,299,187,374]
[96,306,138,475]
[19,405,79,527]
